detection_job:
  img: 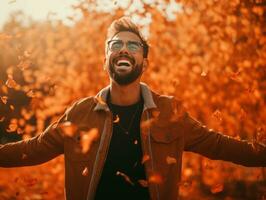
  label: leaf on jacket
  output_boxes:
[138,179,148,187]
[148,174,163,184]
[80,128,99,154]
[113,114,120,123]
[166,156,177,164]
[116,171,134,186]
[82,167,89,176]
[59,121,77,137]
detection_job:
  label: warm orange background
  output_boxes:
[0,0,265,199]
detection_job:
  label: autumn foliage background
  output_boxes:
[0,0,266,199]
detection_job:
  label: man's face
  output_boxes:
[105,31,146,85]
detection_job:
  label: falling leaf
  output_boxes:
[116,171,134,186]
[210,183,224,194]
[80,128,99,153]
[82,167,89,176]
[1,96,8,104]
[148,174,163,184]
[166,156,177,164]
[27,90,36,98]
[17,128,24,134]
[141,154,150,164]
[5,76,18,89]
[113,114,120,123]
[134,140,138,145]
[6,121,18,132]
[0,116,5,122]
[200,71,207,76]
[138,179,148,187]
[10,105,15,110]
[212,109,222,122]
[59,121,78,137]
[17,60,31,70]
[24,51,31,58]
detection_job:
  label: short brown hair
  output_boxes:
[106,17,149,58]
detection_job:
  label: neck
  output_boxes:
[110,80,141,106]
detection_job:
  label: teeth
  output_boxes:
[117,60,131,65]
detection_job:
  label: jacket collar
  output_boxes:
[93,82,157,111]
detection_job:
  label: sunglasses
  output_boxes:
[107,40,143,53]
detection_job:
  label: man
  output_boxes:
[0,17,265,200]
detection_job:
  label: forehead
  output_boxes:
[111,31,141,42]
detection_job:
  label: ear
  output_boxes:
[142,58,148,72]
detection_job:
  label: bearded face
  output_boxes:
[105,32,146,86]
[107,53,144,85]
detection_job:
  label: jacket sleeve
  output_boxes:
[183,112,266,167]
[0,119,65,167]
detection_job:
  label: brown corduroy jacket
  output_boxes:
[1,83,266,200]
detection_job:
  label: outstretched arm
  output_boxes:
[183,113,266,167]
[0,121,64,167]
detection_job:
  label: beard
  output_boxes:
[107,57,143,85]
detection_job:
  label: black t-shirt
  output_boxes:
[94,94,150,200]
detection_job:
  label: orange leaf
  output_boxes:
[1,96,8,104]
[116,171,134,186]
[0,116,5,122]
[80,128,99,154]
[24,50,31,58]
[6,121,18,132]
[141,154,150,164]
[59,121,78,137]
[27,90,36,98]
[138,179,148,187]
[148,174,163,184]
[166,156,177,164]
[17,128,24,134]
[82,167,89,176]
[210,183,224,194]
[113,114,120,123]
[5,76,18,89]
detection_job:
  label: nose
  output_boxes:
[119,43,129,54]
